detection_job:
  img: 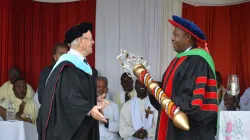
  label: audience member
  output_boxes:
[0,67,35,102]
[113,72,136,110]
[240,87,250,111]
[0,78,38,124]
[97,76,121,140]
[119,80,158,140]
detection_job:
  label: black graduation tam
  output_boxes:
[64,22,92,45]
[168,15,206,43]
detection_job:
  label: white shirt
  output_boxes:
[68,48,92,116]
[113,89,137,110]
[67,48,86,62]
[185,46,192,52]
[119,96,158,140]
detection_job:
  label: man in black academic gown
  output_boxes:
[149,15,218,140]
[37,22,108,140]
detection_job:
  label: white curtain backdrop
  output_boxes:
[161,0,183,77]
[95,0,182,98]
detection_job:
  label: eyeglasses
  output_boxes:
[82,37,94,42]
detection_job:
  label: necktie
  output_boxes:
[83,59,88,64]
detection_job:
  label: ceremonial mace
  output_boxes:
[117,50,190,131]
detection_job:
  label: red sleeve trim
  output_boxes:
[204,92,218,99]
[201,104,218,112]
[208,79,217,86]
[193,88,205,95]
[196,76,207,84]
[191,99,203,107]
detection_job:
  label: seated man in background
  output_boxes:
[97,76,121,140]
[113,73,136,110]
[223,92,240,111]
[0,78,38,124]
[0,67,35,102]
[119,80,158,140]
[240,88,250,111]
[37,43,69,104]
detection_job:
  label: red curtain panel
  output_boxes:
[0,0,96,90]
[182,2,250,95]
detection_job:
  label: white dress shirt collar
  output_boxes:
[184,46,192,52]
[68,48,86,62]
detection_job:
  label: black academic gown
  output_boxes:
[37,61,99,140]
[151,53,217,140]
[38,66,52,104]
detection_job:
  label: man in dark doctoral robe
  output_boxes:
[149,15,218,140]
[37,22,107,140]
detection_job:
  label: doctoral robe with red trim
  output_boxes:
[155,55,218,140]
